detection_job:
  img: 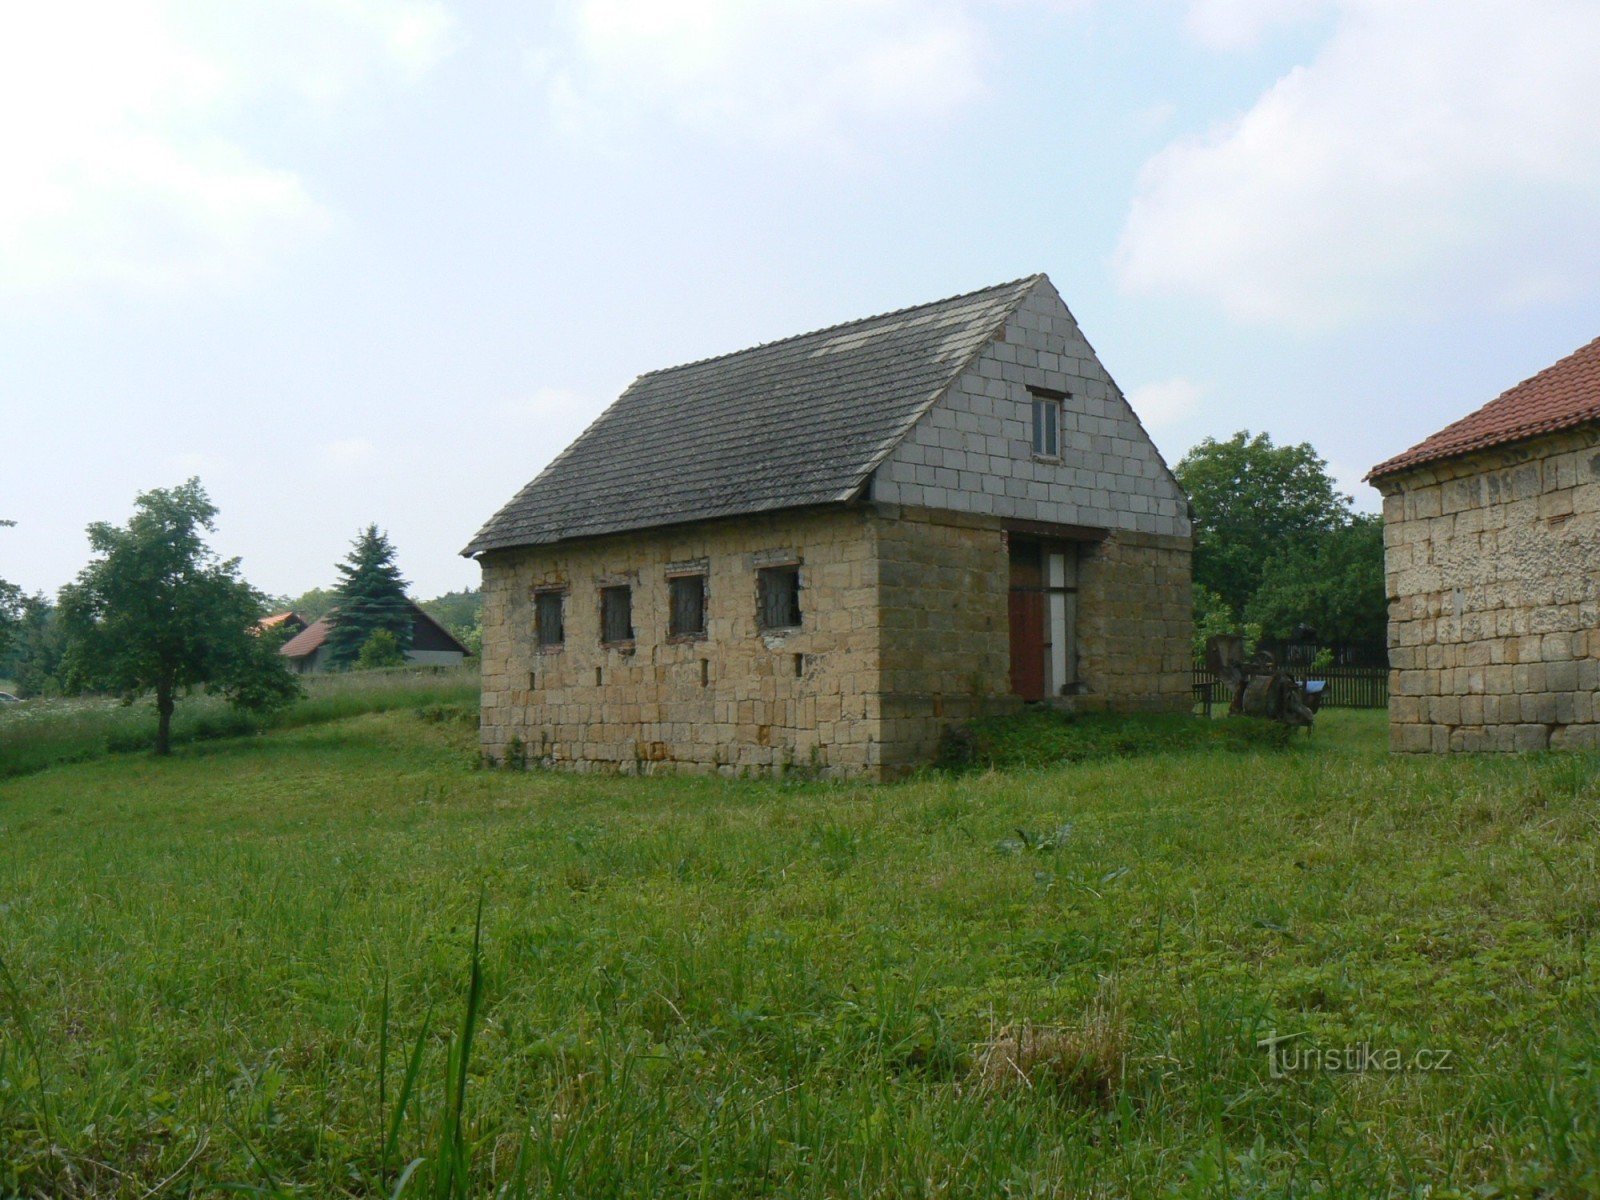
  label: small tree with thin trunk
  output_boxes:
[58,479,301,754]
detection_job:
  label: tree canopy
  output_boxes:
[0,578,21,663]
[58,479,300,753]
[1175,431,1386,652]
[324,525,413,670]
[0,594,67,696]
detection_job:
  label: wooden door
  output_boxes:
[1009,539,1047,700]
[1009,589,1046,700]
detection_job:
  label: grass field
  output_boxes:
[2,708,1598,1197]
[0,665,478,780]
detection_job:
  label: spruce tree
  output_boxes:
[325,525,413,669]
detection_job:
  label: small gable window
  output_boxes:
[534,590,565,648]
[1031,389,1065,459]
[757,565,802,631]
[600,585,634,645]
[669,574,707,638]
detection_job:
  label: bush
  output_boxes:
[356,629,407,670]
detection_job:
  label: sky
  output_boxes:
[3,0,1598,602]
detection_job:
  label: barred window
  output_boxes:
[600,586,634,645]
[534,591,565,648]
[757,565,801,631]
[669,574,707,638]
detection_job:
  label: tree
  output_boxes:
[0,578,20,663]
[0,595,68,696]
[282,586,339,622]
[355,628,407,670]
[324,525,413,670]
[1175,430,1386,652]
[58,479,301,754]
[1175,431,1351,619]
[1246,515,1388,648]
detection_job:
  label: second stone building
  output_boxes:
[465,274,1194,778]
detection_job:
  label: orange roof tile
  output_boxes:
[1369,336,1600,480]
[280,616,331,659]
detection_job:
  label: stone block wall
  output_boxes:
[872,505,1019,769]
[1075,530,1195,713]
[1376,426,1600,753]
[478,503,1195,779]
[478,507,883,778]
[871,278,1190,541]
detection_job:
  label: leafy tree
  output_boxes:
[355,628,407,670]
[0,595,68,696]
[1177,431,1385,652]
[283,586,339,623]
[58,479,301,754]
[1191,584,1260,658]
[0,578,20,662]
[1246,515,1387,648]
[1175,431,1350,618]
[324,526,413,670]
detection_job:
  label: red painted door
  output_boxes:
[1009,590,1046,701]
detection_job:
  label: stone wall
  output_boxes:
[1075,529,1195,713]
[479,502,1194,778]
[478,507,883,778]
[873,506,1018,769]
[1376,426,1600,753]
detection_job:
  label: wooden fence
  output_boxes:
[1193,663,1389,712]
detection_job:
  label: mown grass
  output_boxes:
[0,665,479,780]
[2,709,1599,1197]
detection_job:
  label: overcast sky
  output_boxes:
[4,0,1598,601]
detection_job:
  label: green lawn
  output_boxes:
[1,709,1597,1197]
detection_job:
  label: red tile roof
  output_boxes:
[1369,336,1600,480]
[258,611,304,631]
[280,616,331,659]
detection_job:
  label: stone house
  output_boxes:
[1368,335,1600,752]
[465,275,1193,778]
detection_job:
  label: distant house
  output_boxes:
[280,601,471,674]
[1368,335,1600,753]
[465,274,1193,779]
[257,611,308,637]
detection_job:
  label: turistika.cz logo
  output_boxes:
[1257,1031,1455,1079]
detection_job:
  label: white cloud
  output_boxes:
[1117,0,1600,329]
[0,0,456,298]
[1184,0,1330,49]
[530,0,1068,148]
[319,437,381,468]
[1126,377,1205,430]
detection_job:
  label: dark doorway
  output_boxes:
[1008,537,1079,700]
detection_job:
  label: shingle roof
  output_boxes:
[1369,335,1600,480]
[463,276,1044,555]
